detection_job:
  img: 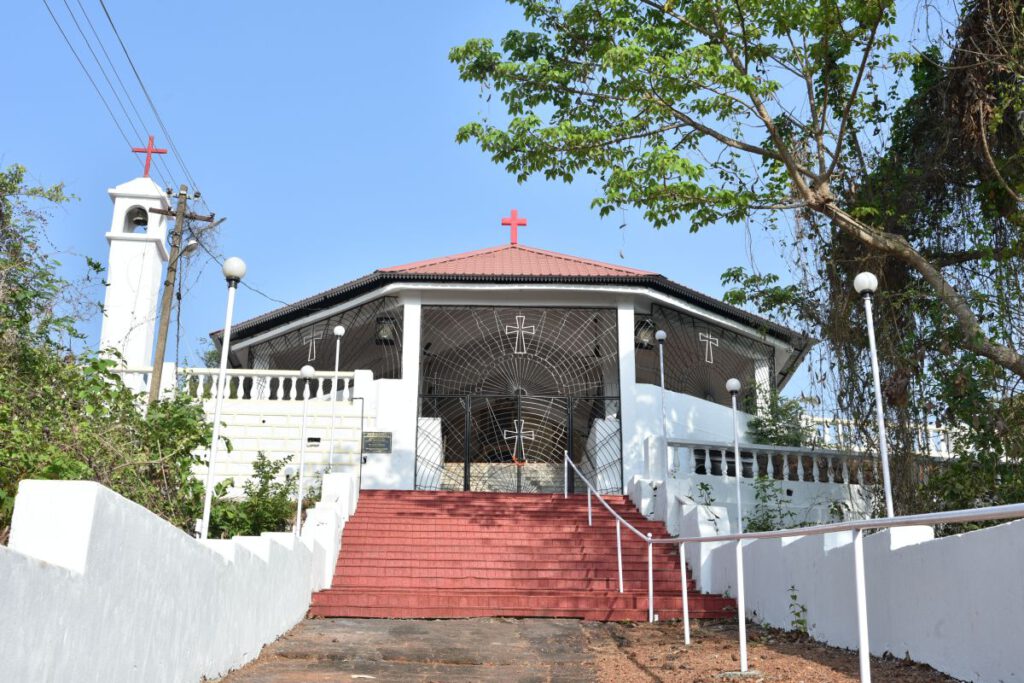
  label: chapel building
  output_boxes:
[211,214,810,494]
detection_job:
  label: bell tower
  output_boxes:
[98,176,170,374]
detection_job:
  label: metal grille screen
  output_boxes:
[417,306,621,493]
[240,297,403,381]
[635,304,775,408]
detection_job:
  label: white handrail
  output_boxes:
[648,501,1024,545]
[563,452,648,541]
[565,449,1024,681]
[563,452,664,625]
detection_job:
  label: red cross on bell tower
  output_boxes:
[501,209,527,245]
[131,135,167,178]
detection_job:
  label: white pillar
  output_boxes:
[617,300,638,493]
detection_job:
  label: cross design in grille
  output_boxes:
[503,419,534,466]
[699,332,719,364]
[302,327,324,362]
[505,315,536,355]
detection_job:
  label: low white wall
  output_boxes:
[682,510,1024,682]
[0,473,358,683]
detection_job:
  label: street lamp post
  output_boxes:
[200,257,246,540]
[727,377,748,673]
[655,329,668,477]
[854,272,896,519]
[327,325,346,469]
[295,364,316,536]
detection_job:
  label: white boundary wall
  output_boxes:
[0,474,359,683]
[665,500,1024,682]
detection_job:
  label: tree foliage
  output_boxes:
[452,0,1024,512]
[0,164,212,542]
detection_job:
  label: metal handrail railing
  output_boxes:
[563,452,687,631]
[564,449,1024,682]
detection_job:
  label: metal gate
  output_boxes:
[415,395,621,494]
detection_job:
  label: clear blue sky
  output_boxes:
[4,2,792,371]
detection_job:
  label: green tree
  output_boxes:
[451,0,1024,512]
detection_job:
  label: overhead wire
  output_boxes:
[97,0,205,207]
[41,0,149,177]
[70,0,178,187]
[56,0,172,190]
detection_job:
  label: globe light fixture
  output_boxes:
[222,256,247,282]
[853,273,895,518]
[295,364,316,536]
[726,376,748,673]
[328,326,346,469]
[853,271,879,296]
[655,330,668,478]
[200,257,246,540]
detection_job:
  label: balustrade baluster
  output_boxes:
[797,456,805,481]
[289,378,298,400]
[856,459,865,486]
[826,455,835,482]
[702,449,710,476]
[812,457,820,482]
[842,458,850,485]
[751,451,759,478]
[343,377,352,401]
[766,452,774,479]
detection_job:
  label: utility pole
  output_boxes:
[147,184,216,404]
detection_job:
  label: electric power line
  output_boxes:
[42,0,148,174]
[97,0,204,204]
[56,0,172,190]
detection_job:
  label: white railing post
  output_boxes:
[736,539,748,672]
[587,489,593,526]
[616,519,624,593]
[647,533,655,622]
[854,527,871,682]
[564,451,568,499]
[680,545,691,645]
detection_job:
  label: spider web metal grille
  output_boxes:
[416,306,622,494]
[420,306,619,397]
[239,297,403,390]
[635,304,775,408]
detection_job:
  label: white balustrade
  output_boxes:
[110,366,357,402]
[667,439,877,488]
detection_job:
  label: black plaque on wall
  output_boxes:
[362,432,392,454]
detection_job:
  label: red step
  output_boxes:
[310,489,736,621]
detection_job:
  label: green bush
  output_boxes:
[208,453,298,538]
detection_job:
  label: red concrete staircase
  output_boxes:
[309,489,736,621]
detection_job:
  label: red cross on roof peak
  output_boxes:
[131,135,167,178]
[501,209,527,245]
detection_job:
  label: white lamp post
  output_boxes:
[295,363,316,536]
[327,325,345,468]
[200,256,246,540]
[655,329,669,477]
[854,272,896,519]
[727,377,748,673]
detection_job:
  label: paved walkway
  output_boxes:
[221,618,598,682]
[221,618,956,683]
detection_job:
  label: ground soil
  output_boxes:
[220,618,960,683]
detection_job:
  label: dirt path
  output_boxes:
[220,619,958,683]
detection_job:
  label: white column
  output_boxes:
[616,300,638,493]
[362,294,420,490]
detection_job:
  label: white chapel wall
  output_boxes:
[0,475,358,683]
